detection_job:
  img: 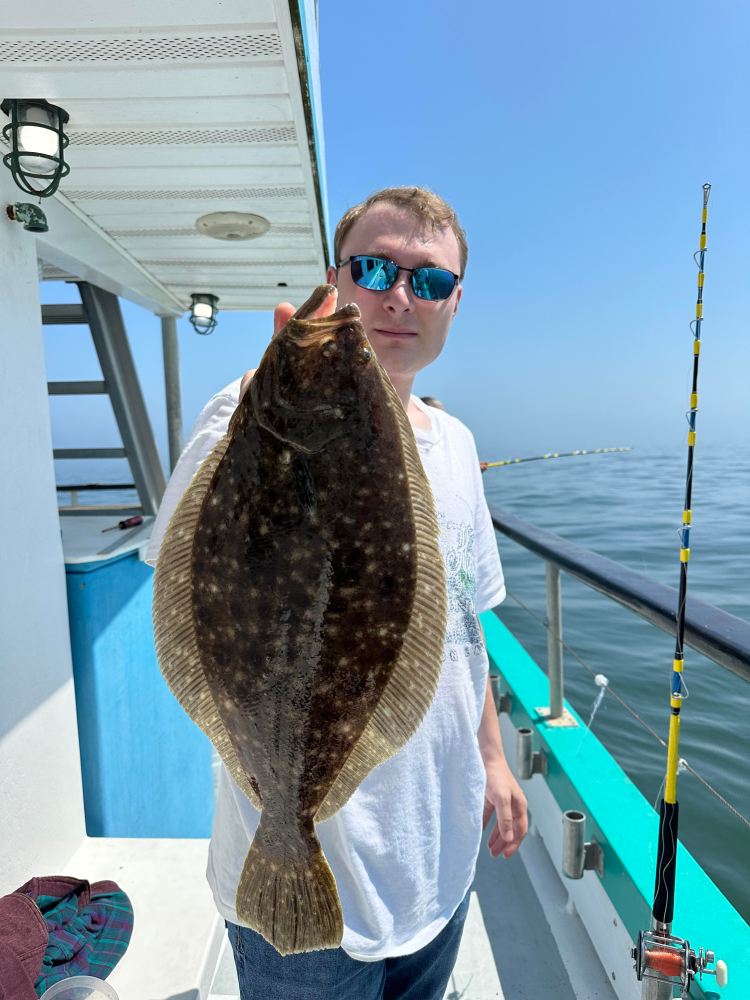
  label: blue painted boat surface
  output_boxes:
[481,610,748,999]
[66,550,213,837]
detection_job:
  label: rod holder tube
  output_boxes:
[546,562,564,718]
[516,727,547,779]
[562,810,604,878]
[563,810,586,878]
[490,673,512,714]
[640,977,676,1000]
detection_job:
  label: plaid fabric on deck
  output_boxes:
[14,876,133,996]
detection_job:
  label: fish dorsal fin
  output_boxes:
[152,434,263,811]
[315,367,447,823]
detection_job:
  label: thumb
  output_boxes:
[273,301,296,338]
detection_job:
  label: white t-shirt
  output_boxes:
[145,382,505,961]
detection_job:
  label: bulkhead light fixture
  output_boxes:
[1,99,70,198]
[189,293,220,335]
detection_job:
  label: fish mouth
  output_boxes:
[288,303,364,349]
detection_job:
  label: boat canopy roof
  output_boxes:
[0,0,329,315]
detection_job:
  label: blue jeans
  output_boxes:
[226,890,471,1000]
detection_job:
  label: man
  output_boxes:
[146,186,527,999]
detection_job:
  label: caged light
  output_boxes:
[189,293,220,335]
[1,99,70,198]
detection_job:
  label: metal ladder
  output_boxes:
[44,281,166,517]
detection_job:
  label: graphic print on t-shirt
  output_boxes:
[436,498,483,652]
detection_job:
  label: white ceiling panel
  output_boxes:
[63,145,302,171]
[137,253,319,268]
[112,239,317,259]
[67,165,306,187]
[2,1,278,30]
[1,0,329,314]
[16,96,297,127]
[95,208,312,224]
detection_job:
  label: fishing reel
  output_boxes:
[632,929,727,997]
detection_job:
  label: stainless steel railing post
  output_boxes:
[161,315,183,473]
[546,562,564,719]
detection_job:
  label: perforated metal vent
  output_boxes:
[142,258,317,268]
[266,224,313,236]
[168,281,313,291]
[107,224,313,238]
[65,186,306,201]
[70,125,297,146]
[109,227,202,238]
[0,32,282,63]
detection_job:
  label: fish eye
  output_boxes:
[322,339,338,357]
[358,347,372,364]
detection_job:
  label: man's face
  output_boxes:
[326,202,462,381]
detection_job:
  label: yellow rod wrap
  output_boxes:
[696,302,703,318]
[700,234,707,249]
[671,695,683,710]
[673,658,684,671]
[683,510,692,524]
[688,430,696,446]
[702,208,708,223]
[665,713,681,803]
[694,340,701,355]
[680,547,690,562]
[690,393,698,408]
[698,272,705,287]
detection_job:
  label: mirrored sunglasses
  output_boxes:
[337,254,459,301]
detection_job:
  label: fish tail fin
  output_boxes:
[236,812,343,955]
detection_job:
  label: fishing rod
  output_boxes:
[631,184,727,998]
[480,446,631,471]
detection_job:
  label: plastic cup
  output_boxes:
[39,976,119,1000]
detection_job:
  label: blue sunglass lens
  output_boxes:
[412,267,456,301]
[350,256,398,291]
[348,256,456,300]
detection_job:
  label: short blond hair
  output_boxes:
[333,186,468,279]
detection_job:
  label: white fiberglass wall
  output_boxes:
[0,170,86,892]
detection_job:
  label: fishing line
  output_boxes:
[504,586,750,833]
[480,446,631,470]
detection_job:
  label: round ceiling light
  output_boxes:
[195,212,270,241]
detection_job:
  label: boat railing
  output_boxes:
[488,505,750,714]
[56,482,141,515]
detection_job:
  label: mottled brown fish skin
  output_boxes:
[190,288,419,951]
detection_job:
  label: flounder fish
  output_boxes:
[152,285,447,955]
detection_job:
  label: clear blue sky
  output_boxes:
[43,0,749,466]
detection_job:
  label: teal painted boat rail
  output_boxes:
[480,610,748,999]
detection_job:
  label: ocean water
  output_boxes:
[56,448,750,921]
[483,446,750,923]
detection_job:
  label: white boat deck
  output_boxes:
[67,821,619,1000]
